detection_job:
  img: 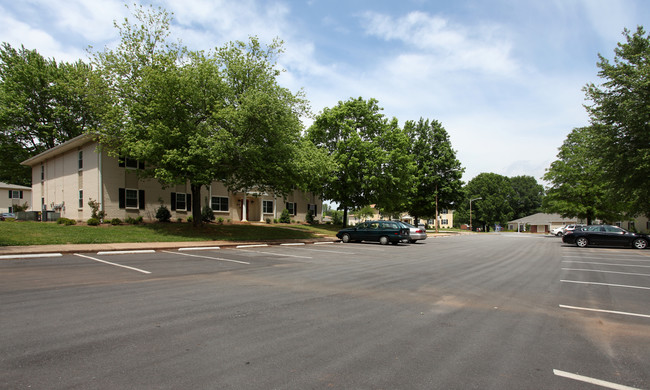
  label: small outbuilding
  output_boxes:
[507,213,579,233]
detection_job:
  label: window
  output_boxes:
[40,165,44,181]
[171,192,191,212]
[307,203,317,217]
[263,200,273,214]
[78,190,83,209]
[211,196,229,212]
[286,202,297,216]
[119,188,145,210]
[78,151,83,170]
[9,190,23,199]
[441,209,449,214]
[119,157,145,170]
[441,219,449,225]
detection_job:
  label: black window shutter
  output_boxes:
[20,191,23,199]
[139,190,145,210]
[119,188,125,209]
[139,161,145,170]
[8,191,10,199]
[171,193,176,211]
[187,194,192,212]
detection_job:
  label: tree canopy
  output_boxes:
[403,118,464,225]
[0,43,97,185]
[583,26,650,217]
[543,125,622,224]
[509,175,544,220]
[456,173,515,230]
[91,5,320,225]
[307,97,414,226]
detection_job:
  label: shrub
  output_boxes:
[87,218,100,226]
[187,215,193,223]
[110,218,122,225]
[217,217,224,224]
[266,218,271,224]
[57,217,76,226]
[201,205,215,222]
[156,205,171,222]
[332,210,343,225]
[87,199,106,221]
[273,218,278,224]
[136,216,143,224]
[125,216,137,225]
[306,210,314,224]
[279,209,291,223]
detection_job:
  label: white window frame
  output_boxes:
[263,200,274,214]
[9,190,22,199]
[78,150,83,170]
[125,189,139,209]
[211,196,229,212]
[175,193,187,211]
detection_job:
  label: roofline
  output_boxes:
[0,182,32,190]
[21,134,95,166]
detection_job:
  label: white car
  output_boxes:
[551,225,567,236]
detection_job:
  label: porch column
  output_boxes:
[242,192,248,222]
[260,198,264,222]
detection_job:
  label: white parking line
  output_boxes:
[178,246,221,251]
[562,268,650,277]
[281,243,305,246]
[161,250,250,264]
[236,249,312,259]
[96,250,155,255]
[73,253,151,274]
[236,244,268,248]
[559,304,650,319]
[0,253,62,260]
[561,279,650,290]
[562,261,650,268]
[553,369,641,389]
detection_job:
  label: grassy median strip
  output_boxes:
[0,221,327,246]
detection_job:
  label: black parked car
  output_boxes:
[336,220,410,245]
[562,224,649,249]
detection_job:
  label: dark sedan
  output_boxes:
[336,220,410,245]
[562,224,649,249]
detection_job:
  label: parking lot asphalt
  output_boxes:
[0,232,461,257]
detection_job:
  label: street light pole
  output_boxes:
[469,197,482,231]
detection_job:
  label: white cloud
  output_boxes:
[360,11,519,76]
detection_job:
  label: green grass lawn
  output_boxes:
[0,220,338,246]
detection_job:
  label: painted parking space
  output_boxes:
[555,246,650,388]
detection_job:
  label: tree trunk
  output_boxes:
[343,206,348,228]
[191,183,202,227]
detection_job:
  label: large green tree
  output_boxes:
[584,26,650,217]
[509,175,544,220]
[0,43,97,185]
[92,5,316,225]
[543,125,622,224]
[307,97,414,226]
[403,118,464,226]
[457,173,515,231]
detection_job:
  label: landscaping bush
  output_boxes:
[187,215,193,223]
[125,216,138,225]
[156,205,171,222]
[87,218,100,226]
[57,217,76,226]
[306,210,314,224]
[201,205,215,222]
[110,218,122,225]
[217,217,224,224]
[266,218,271,224]
[279,209,291,223]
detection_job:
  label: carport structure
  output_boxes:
[508,213,579,233]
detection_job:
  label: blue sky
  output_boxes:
[2,0,649,183]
